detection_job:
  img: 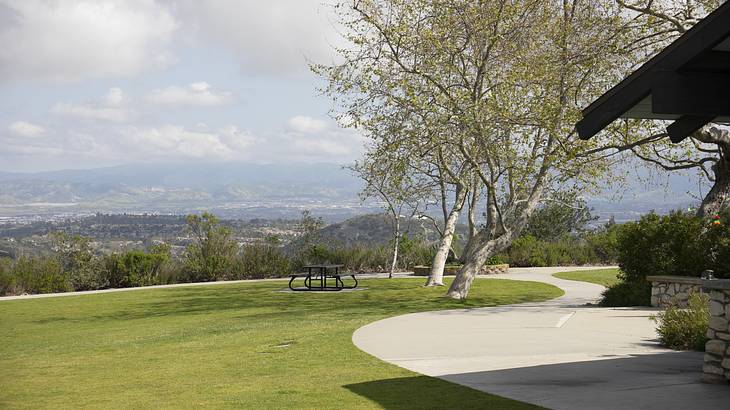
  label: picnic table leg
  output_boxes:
[288,276,296,291]
[335,267,342,289]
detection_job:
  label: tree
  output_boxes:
[51,232,105,290]
[608,1,729,217]
[351,154,427,277]
[294,209,325,264]
[523,194,597,240]
[105,250,169,288]
[184,212,237,282]
[421,145,472,286]
[317,0,629,298]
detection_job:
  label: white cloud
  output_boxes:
[104,87,125,106]
[0,115,363,170]
[8,121,45,137]
[52,87,131,122]
[286,115,328,134]
[120,125,240,159]
[175,1,343,75]
[52,103,128,123]
[218,125,257,151]
[0,0,177,82]
[146,82,233,106]
[266,116,365,161]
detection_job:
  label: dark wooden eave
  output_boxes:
[576,2,730,143]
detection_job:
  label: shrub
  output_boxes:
[183,213,237,282]
[701,209,730,278]
[157,258,185,285]
[0,257,16,295]
[583,220,620,263]
[7,256,71,295]
[507,235,597,267]
[486,254,506,265]
[397,235,435,269]
[105,250,169,288]
[233,244,293,279]
[51,232,107,291]
[295,245,391,272]
[652,292,709,351]
[599,279,651,307]
[617,211,706,281]
[293,238,437,273]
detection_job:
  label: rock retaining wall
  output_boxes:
[647,275,703,308]
[702,280,730,383]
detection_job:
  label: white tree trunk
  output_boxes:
[447,183,544,299]
[461,183,480,264]
[389,218,400,278]
[446,233,494,299]
[426,208,460,286]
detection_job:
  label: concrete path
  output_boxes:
[352,267,730,410]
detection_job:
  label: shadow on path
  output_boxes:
[343,375,543,410]
[440,352,729,410]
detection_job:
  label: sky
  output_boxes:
[0,0,364,172]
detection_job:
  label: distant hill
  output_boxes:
[0,162,376,220]
[0,160,706,222]
[286,213,469,252]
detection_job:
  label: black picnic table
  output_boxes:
[288,264,358,291]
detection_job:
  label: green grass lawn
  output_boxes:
[552,268,621,287]
[0,277,561,409]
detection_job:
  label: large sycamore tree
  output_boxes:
[612,0,729,217]
[316,0,630,298]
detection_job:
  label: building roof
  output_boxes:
[576,2,730,143]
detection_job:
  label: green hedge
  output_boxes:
[506,234,613,267]
[601,209,729,307]
[0,256,71,295]
[617,210,728,280]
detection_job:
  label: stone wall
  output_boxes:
[702,280,730,383]
[647,275,703,308]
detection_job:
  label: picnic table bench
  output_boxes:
[288,264,358,291]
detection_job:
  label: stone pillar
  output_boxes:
[702,280,730,383]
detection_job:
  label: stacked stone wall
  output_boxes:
[647,276,703,308]
[702,282,730,383]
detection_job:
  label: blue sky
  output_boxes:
[0,0,363,172]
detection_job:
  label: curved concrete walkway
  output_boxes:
[353,267,730,410]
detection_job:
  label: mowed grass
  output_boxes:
[0,277,561,409]
[553,268,621,287]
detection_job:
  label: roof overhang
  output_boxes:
[576,3,730,143]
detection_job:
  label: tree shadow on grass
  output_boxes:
[343,375,543,410]
[61,279,547,323]
[23,278,560,327]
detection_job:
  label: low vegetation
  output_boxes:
[599,210,729,307]
[4,207,724,298]
[0,277,561,409]
[652,293,710,351]
[600,280,653,307]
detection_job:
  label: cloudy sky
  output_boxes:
[0,0,363,172]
